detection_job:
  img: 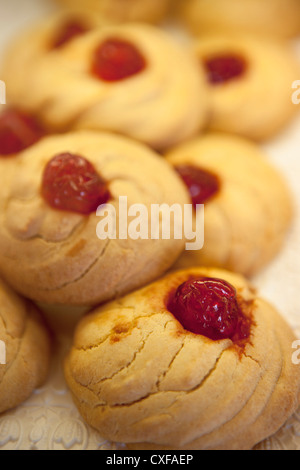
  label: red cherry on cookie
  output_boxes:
[167,277,251,342]
[175,165,220,207]
[203,54,248,84]
[52,19,90,49]
[41,152,110,214]
[91,38,146,82]
[0,108,44,156]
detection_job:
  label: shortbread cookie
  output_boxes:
[0,130,190,306]
[64,267,300,450]
[56,0,172,25]
[193,34,300,141]
[180,0,300,39]
[1,13,96,108]
[165,133,293,276]
[0,277,51,414]
[3,22,209,150]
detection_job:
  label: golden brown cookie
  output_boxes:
[193,34,300,141]
[1,13,96,108]
[0,277,51,414]
[64,267,300,450]
[179,0,300,39]
[2,21,209,150]
[0,130,190,307]
[56,0,172,25]
[165,133,293,277]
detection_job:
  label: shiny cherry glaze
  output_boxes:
[0,108,44,156]
[52,19,90,49]
[91,38,146,82]
[203,54,247,84]
[41,152,110,214]
[175,165,220,208]
[167,277,251,342]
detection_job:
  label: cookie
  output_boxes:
[0,130,190,306]
[180,0,300,39]
[56,0,172,25]
[64,267,300,450]
[165,133,293,277]
[1,13,97,109]
[0,277,51,414]
[193,34,300,141]
[2,22,209,150]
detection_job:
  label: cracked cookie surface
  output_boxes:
[0,130,189,306]
[64,267,300,450]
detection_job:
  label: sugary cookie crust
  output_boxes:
[0,131,190,306]
[0,278,51,414]
[64,267,300,450]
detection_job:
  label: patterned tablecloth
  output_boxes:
[0,0,300,451]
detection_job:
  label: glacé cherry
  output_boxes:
[167,277,251,342]
[175,165,220,208]
[91,38,146,82]
[52,19,90,49]
[0,108,44,156]
[203,54,247,85]
[41,152,110,214]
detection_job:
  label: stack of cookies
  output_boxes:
[0,0,300,450]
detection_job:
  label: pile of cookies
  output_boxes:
[0,0,300,450]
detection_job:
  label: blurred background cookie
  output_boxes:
[1,13,97,108]
[166,133,293,277]
[0,130,189,307]
[0,277,51,414]
[194,34,300,141]
[179,0,300,39]
[2,20,209,150]
[64,267,300,450]
[56,0,172,26]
